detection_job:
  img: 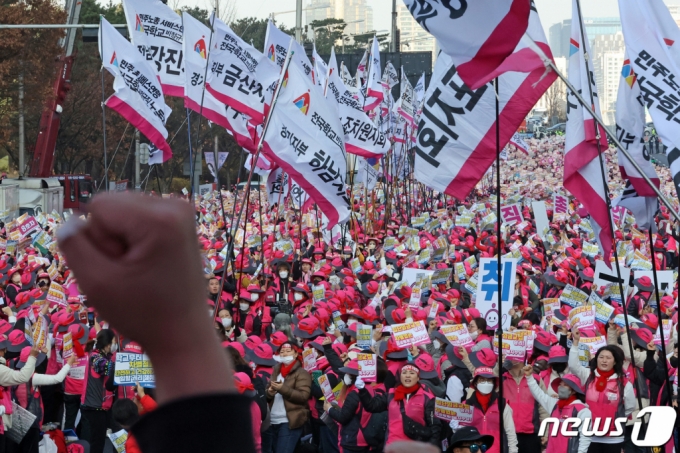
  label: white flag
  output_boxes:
[312,44,328,89]
[509,132,529,155]
[356,50,368,83]
[262,60,350,228]
[615,54,660,196]
[205,152,217,179]
[357,157,380,191]
[264,20,316,83]
[205,18,280,125]
[364,37,383,111]
[266,167,290,206]
[381,61,399,91]
[402,0,530,90]
[326,48,390,158]
[618,0,680,192]
[564,0,612,260]
[99,18,173,162]
[397,68,415,125]
[122,0,184,97]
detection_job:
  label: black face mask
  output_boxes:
[670,356,678,369]
[552,362,567,374]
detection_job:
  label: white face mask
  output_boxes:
[280,356,295,365]
[476,382,494,395]
[433,340,441,350]
[294,292,304,301]
[240,303,250,312]
[222,318,232,328]
[344,374,353,386]
[251,293,259,302]
[470,331,479,340]
[110,343,118,353]
[347,319,357,326]
[279,271,289,279]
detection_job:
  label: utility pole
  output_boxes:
[135,129,141,191]
[18,72,25,178]
[390,0,397,52]
[295,0,303,42]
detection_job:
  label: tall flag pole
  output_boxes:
[573,0,644,412]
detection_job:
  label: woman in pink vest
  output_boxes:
[63,323,90,431]
[569,330,636,453]
[459,367,518,453]
[522,366,593,453]
[355,362,441,448]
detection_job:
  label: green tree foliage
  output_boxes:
[308,18,345,55]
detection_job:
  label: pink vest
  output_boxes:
[65,354,89,395]
[385,387,428,446]
[251,400,262,453]
[0,387,12,434]
[545,402,587,453]
[585,376,625,437]
[503,373,540,434]
[622,362,649,399]
[464,397,502,453]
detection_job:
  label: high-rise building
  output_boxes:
[306,0,373,39]
[548,17,621,59]
[591,32,625,126]
[396,4,436,58]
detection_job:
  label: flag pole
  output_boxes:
[494,77,505,450]
[525,34,680,223]
[189,10,217,200]
[227,40,296,255]
[99,15,109,193]
[214,40,295,318]
[647,227,675,414]
[572,0,644,413]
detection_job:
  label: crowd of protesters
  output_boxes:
[0,138,675,453]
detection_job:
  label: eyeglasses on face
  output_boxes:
[463,444,488,453]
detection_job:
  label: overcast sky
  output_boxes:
[110,0,680,44]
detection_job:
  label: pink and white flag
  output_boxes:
[397,68,415,126]
[364,37,383,111]
[618,0,679,192]
[326,48,390,158]
[509,132,529,154]
[262,59,351,228]
[122,0,184,97]
[183,13,257,153]
[413,6,554,200]
[264,20,316,84]
[205,18,280,125]
[402,0,530,90]
[614,53,659,196]
[99,18,173,162]
[564,0,612,260]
